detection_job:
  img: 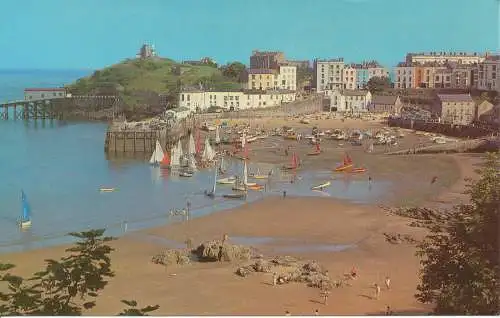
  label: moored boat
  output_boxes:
[350,167,367,173]
[19,190,32,229]
[223,192,246,199]
[311,181,331,191]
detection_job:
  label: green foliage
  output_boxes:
[0,229,159,316]
[220,61,246,81]
[118,300,160,316]
[367,76,392,93]
[415,153,500,315]
[65,57,241,118]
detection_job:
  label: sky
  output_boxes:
[0,0,498,70]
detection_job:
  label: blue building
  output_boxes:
[356,69,369,89]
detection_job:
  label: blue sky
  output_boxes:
[0,0,498,70]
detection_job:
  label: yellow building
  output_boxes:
[247,69,278,90]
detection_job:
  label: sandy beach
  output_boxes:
[1,143,483,315]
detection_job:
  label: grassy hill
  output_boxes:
[66,57,243,119]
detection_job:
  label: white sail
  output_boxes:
[177,140,184,159]
[215,126,220,144]
[171,144,180,167]
[212,164,217,193]
[243,160,248,185]
[368,142,374,153]
[188,154,197,171]
[220,156,225,171]
[149,140,165,164]
[202,138,215,162]
[188,133,196,155]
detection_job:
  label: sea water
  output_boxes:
[0,69,391,253]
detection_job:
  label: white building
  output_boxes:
[368,66,390,79]
[314,58,345,92]
[165,107,191,121]
[476,55,500,92]
[325,89,372,113]
[277,65,297,91]
[406,52,485,65]
[24,88,67,101]
[178,89,296,112]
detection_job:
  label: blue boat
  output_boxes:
[20,190,32,229]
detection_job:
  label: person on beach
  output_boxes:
[283,190,287,198]
[384,276,391,290]
[285,310,291,316]
[350,266,357,280]
[368,175,372,184]
[385,305,393,315]
[431,176,438,184]
[272,272,277,286]
[321,289,330,305]
[374,283,381,300]
[314,309,319,315]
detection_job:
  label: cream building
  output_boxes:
[314,58,345,92]
[178,89,296,112]
[435,94,475,125]
[342,66,357,90]
[476,55,500,92]
[277,65,297,91]
[406,52,485,65]
[326,89,372,113]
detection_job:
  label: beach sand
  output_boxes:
[0,152,483,315]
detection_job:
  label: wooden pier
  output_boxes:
[0,96,122,121]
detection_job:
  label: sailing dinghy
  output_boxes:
[311,181,331,191]
[283,153,299,170]
[334,153,353,172]
[19,190,32,229]
[307,143,321,156]
[205,165,218,198]
[149,140,165,166]
[215,125,221,145]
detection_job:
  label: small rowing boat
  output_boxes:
[350,167,367,173]
[311,181,331,191]
[247,184,264,191]
[179,171,194,177]
[333,164,353,172]
[217,177,236,184]
[100,187,116,192]
[223,192,246,199]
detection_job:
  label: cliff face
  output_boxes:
[65,58,242,120]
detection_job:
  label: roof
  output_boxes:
[342,90,370,96]
[437,94,474,103]
[247,69,277,74]
[372,95,399,105]
[24,88,66,92]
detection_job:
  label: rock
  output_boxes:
[236,266,254,277]
[253,259,272,272]
[192,239,255,262]
[152,248,191,266]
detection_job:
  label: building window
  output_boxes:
[53,93,57,97]
[187,95,190,101]
[41,93,45,98]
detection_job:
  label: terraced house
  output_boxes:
[435,94,475,125]
[313,58,345,92]
[326,90,372,113]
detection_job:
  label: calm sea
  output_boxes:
[0,70,389,253]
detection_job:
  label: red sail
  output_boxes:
[195,130,201,154]
[343,153,353,165]
[316,143,320,152]
[292,153,298,168]
[161,152,170,165]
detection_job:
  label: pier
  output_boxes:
[0,95,123,121]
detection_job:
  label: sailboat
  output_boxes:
[283,152,299,170]
[307,143,321,156]
[367,142,374,153]
[160,147,171,168]
[149,140,165,166]
[201,137,216,163]
[334,153,353,172]
[205,165,217,198]
[177,140,185,167]
[19,190,32,229]
[215,125,221,145]
[218,156,227,175]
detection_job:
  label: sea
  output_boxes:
[0,69,390,254]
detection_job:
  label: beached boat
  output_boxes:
[19,190,32,229]
[217,176,236,184]
[350,167,367,173]
[149,140,165,166]
[223,192,246,199]
[202,122,216,131]
[311,181,331,191]
[247,184,264,191]
[300,118,310,124]
[179,171,194,177]
[249,167,268,179]
[307,143,321,156]
[202,137,216,162]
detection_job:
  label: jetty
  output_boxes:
[386,136,500,155]
[104,116,197,154]
[0,95,122,121]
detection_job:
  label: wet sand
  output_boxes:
[1,152,483,315]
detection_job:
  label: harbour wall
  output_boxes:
[387,118,499,138]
